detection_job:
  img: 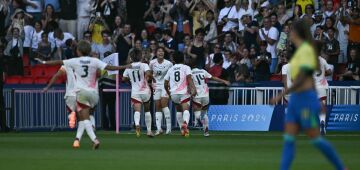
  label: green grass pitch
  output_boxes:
[0,131,359,170]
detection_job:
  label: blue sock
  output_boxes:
[311,137,345,170]
[280,134,295,170]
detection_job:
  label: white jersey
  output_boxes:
[191,68,212,98]
[123,62,151,95]
[314,57,330,89]
[164,64,192,95]
[60,66,76,97]
[281,64,292,88]
[63,56,107,93]
[149,59,173,90]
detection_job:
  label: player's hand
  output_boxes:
[42,87,49,93]
[269,95,282,105]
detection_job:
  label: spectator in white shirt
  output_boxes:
[218,0,236,32]
[53,28,76,60]
[93,30,114,60]
[77,0,94,40]
[336,16,349,64]
[258,17,279,73]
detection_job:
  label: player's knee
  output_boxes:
[310,136,324,146]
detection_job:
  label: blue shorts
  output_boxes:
[286,90,321,130]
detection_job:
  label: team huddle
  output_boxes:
[37,40,229,149]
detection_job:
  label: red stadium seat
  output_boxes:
[19,76,34,84]
[5,76,22,84]
[45,65,61,77]
[34,77,49,84]
[23,54,30,66]
[31,65,45,77]
[270,74,282,81]
[23,66,31,76]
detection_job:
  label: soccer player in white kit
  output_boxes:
[164,52,196,137]
[189,59,230,137]
[123,49,154,137]
[42,66,96,129]
[314,55,332,135]
[37,40,129,149]
[149,47,173,135]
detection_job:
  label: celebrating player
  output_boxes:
[149,47,173,135]
[313,41,333,136]
[123,49,154,137]
[42,66,96,129]
[270,20,346,170]
[164,52,196,137]
[36,40,130,149]
[189,59,230,137]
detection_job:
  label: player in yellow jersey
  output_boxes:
[271,19,346,170]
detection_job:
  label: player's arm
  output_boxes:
[210,76,230,86]
[35,58,64,65]
[186,75,197,97]
[43,68,65,92]
[145,70,153,82]
[164,80,170,96]
[105,64,131,71]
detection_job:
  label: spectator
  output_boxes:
[41,4,58,32]
[301,4,314,19]
[242,14,259,49]
[4,27,24,76]
[113,23,132,65]
[289,5,302,21]
[296,0,313,14]
[222,49,232,69]
[314,25,326,41]
[53,28,76,59]
[323,17,335,36]
[89,15,110,45]
[160,0,173,27]
[44,0,60,12]
[98,0,116,28]
[187,28,207,69]
[258,16,279,73]
[58,0,77,38]
[36,32,52,61]
[63,38,75,59]
[218,0,236,32]
[235,63,251,83]
[208,53,229,105]
[336,16,349,64]
[277,3,289,26]
[276,24,290,55]
[23,18,34,55]
[324,0,335,19]
[253,41,271,81]
[0,0,10,37]
[227,53,240,83]
[161,29,176,53]
[339,48,359,80]
[170,0,191,43]
[189,0,210,35]
[270,13,281,33]
[348,8,360,58]
[149,39,158,60]
[323,27,340,69]
[31,21,44,54]
[205,43,222,69]
[93,30,114,60]
[204,10,217,46]
[9,9,33,35]
[311,10,324,37]
[77,0,94,40]
[143,0,161,32]
[239,48,252,69]
[140,29,149,49]
[112,16,123,36]
[223,31,238,53]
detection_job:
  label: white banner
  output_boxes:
[102,53,119,75]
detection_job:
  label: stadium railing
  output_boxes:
[3,85,360,131]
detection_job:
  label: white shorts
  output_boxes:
[65,96,76,112]
[192,97,209,107]
[171,94,191,105]
[131,93,151,104]
[76,89,99,110]
[153,88,169,100]
[316,88,327,101]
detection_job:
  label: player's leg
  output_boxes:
[202,105,210,137]
[132,100,142,137]
[161,95,172,134]
[65,96,77,129]
[154,89,163,135]
[143,100,154,137]
[77,106,100,149]
[89,108,96,131]
[192,98,202,128]
[175,104,183,131]
[180,96,191,137]
[317,88,328,135]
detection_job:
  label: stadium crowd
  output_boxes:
[0,0,359,83]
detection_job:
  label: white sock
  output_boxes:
[155,112,163,131]
[145,112,152,132]
[320,113,326,123]
[194,111,201,126]
[76,121,85,141]
[84,120,97,142]
[89,115,95,127]
[183,110,190,124]
[162,107,171,131]
[176,112,183,129]
[202,112,209,129]
[134,111,140,126]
